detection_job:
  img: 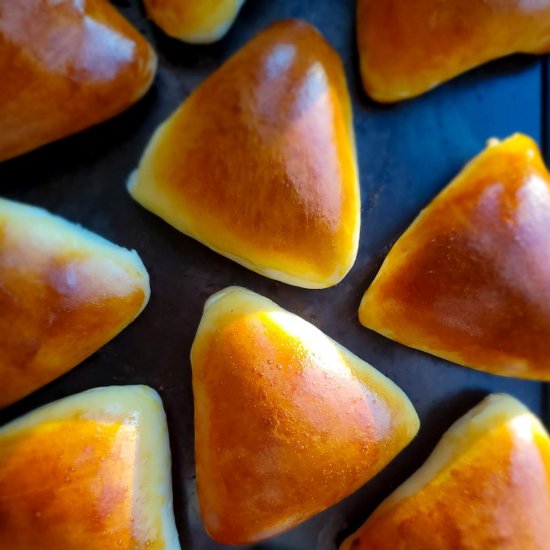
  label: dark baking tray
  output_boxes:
[1,1,548,548]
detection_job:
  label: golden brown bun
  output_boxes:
[129,20,360,289]
[191,287,419,544]
[0,198,150,407]
[357,0,550,102]
[144,0,245,43]
[0,386,180,549]
[341,394,550,550]
[0,0,157,162]
[360,134,550,380]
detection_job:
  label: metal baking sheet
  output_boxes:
[0,1,548,548]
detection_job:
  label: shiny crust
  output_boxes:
[191,287,419,544]
[144,0,246,43]
[340,394,550,549]
[360,134,550,380]
[357,0,550,102]
[0,0,157,162]
[129,20,360,289]
[0,198,150,407]
[0,386,180,549]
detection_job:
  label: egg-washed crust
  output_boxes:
[0,0,157,162]
[129,20,360,289]
[0,198,150,407]
[341,394,550,549]
[0,385,180,549]
[144,0,246,43]
[357,0,550,102]
[360,134,550,380]
[191,286,419,545]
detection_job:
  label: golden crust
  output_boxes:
[130,20,360,289]
[0,386,180,549]
[360,134,550,380]
[191,287,419,545]
[357,0,550,102]
[0,198,150,407]
[0,0,157,162]
[144,0,246,43]
[341,394,550,550]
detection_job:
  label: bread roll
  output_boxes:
[360,134,550,380]
[191,286,419,544]
[341,394,550,549]
[0,197,150,406]
[144,0,246,43]
[0,385,180,549]
[0,0,157,162]
[129,21,360,289]
[357,0,550,102]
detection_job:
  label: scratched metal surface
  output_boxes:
[0,1,548,548]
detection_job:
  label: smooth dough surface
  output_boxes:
[360,134,550,380]
[0,0,157,162]
[191,286,419,544]
[0,385,180,549]
[341,394,550,549]
[130,20,360,289]
[357,0,550,102]
[0,197,150,407]
[144,0,246,43]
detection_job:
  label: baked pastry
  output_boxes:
[340,393,550,549]
[129,20,360,289]
[0,197,150,407]
[144,0,246,43]
[191,286,419,544]
[357,0,550,102]
[0,385,180,549]
[360,134,550,380]
[0,0,157,162]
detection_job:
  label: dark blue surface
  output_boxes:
[0,1,548,548]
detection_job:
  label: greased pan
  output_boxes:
[0,1,548,548]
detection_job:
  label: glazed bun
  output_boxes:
[129,20,360,289]
[341,394,550,549]
[0,386,180,549]
[357,0,550,102]
[191,287,419,544]
[144,0,246,43]
[0,0,157,162]
[0,197,150,406]
[360,134,550,380]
